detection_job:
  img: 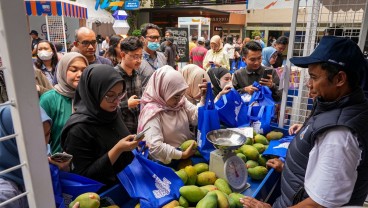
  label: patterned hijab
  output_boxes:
[138,65,188,132]
[54,52,88,98]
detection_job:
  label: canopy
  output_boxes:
[24,0,87,19]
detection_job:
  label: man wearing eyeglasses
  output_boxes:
[137,23,167,88]
[114,36,144,134]
[74,27,112,66]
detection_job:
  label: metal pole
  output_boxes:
[61,5,68,52]
[358,1,368,51]
[45,15,51,41]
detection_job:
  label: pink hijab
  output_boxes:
[138,65,188,132]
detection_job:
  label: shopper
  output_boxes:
[104,35,123,66]
[223,35,236,67]
[189,37,208,69]
[30,30,42,56]
[137,66,207,164]
[207,67,232,101]
[232,41,282,102]
[61,64,139,190]
[115,36,144,134]
[272,36,288,68]
[40,52,88,153]
[241,36,368,208]
[34,40,59,86]
[203,35,230,71]
[262,46,278,68]
[179,64,210,105]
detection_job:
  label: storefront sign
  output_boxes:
[124,1,140,10]
[95,0,125,11]
[211,17,229,23]
[167,27,189,62]
[214,26,223,31]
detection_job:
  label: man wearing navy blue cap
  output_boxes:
[241,36,368,208]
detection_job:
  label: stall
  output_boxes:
[24,0,88,51]
[178,17,211,41]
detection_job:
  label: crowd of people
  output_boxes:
[0,22,368,208]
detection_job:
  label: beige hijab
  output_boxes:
[179,64,210,104]
[54,52,88,98]
[210,35,223,52]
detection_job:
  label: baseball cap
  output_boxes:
[290,36,366,73]
[29,30,38,35]
[198,37,205,43]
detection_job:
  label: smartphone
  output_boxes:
[50,152,73,162]
[134,127,151,141]
[262,69,273,79]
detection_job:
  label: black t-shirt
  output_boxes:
[31,38,42,50]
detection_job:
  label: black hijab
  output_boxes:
[61,64,126,146]
[207,67,229,96]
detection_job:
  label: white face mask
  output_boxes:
[37,51,53,61]
[220,80,233,89]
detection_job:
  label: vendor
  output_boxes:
[137,65,207,164]
[61,65,140,190]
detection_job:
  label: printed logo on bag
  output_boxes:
[274,142,290,149]
[197,131,202,147]
[152,174,171,199]
[299,125,309,140]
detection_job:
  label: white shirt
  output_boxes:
[305,126,362,207]
[223,43,235,59]
[101,40,109,51]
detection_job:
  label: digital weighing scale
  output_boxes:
[207,129,250,192]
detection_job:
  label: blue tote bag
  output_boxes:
[215,88,249,128]
[247,82,276,134]
[117,146,184,208]
[197,82,221,161]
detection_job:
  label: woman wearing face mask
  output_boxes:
[179,64,210,105]
[138,66,208,164]
[262,46,278,68]
[61,65,139,190]
[40,52,88,154]
[34,40,59,86]
[104,35,123,66]
[203,35,230,71]
[207,67,233,101]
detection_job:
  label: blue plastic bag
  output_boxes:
[215,88,249,128]
[197,82,221,161]
[263,136,294,158]
[117,146,184,208]
[247,82,275,134]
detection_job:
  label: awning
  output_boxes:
[24,0,88,19]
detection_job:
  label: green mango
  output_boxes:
[193,163,209,174]
[196,171,217,186]
[179,185,206,203]
[69,192,100,208]
[252,143,266,153]
[229,193,245,208]
[239,145,259,161]
[248,166,268,180]
[236,153,247,162]
[175,169,188,184]
[196,191,218,208]
[214,178,232,195]
[254,134,269,145]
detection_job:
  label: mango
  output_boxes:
[229,193,245,208]
[179,196,189,208]
[226,194,237,208]
[134,203,140,208]
[258,155,267,167]
[214,178,232,195]
[194,163,209,174]
[163,200,180,208]
[174,206,185,208]
[236,153,247,162]
[196,171,217,186]
[248,166,268,180]
[180,140,197,151]
[196,191,218,208]
[254,134,269,145]
[252,143,266,153]
[213,190,229,208]
[244,137,254,145]
[239,145,259,161]
[266,131,283,140]
[177,159,192,170]
[245,160,258,169]
[175,169,188,184]
[234,148,242,154]
[69,192,100,208]
[184,165,197,185]
[179,185,206,203]
[200,185,218,192]
[195,150,202,156]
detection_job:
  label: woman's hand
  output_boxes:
[116,135,140,152]
[181,142,196,159]
[240,196,272,208]
[288,124,302,135]
[198,78,208,105]
[266,158,284,173]
[128,95,140,108]
[48,155,71,172]
[215,85,232,101]
[244,85,258,95]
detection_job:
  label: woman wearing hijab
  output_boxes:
[138,66,207,164]
[179,64,210,105]
[0,106,53,207]
[262,46,278,68]
[40,52,88,154]
[61,65,139,190]
[203,35,230,71]
[207,67,233,101]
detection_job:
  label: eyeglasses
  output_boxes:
[127,53,143,61]
[78,40,97,47]
[104,91,127,103]
[145,36,161,41]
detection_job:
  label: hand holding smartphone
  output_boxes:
[50,152,73,163]
[262,69,273,80]
[134,127,151,141]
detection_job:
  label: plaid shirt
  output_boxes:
[115,65,143,134]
